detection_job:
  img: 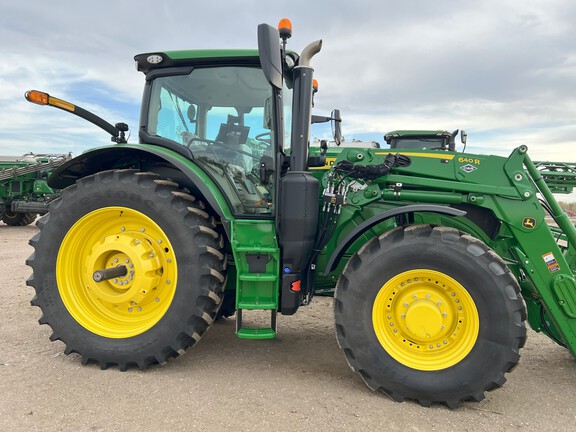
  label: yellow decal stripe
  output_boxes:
[375,152,456,160]
[49,97,76,112]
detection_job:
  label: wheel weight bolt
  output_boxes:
[93,265,128,282]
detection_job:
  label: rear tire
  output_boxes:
[334,225,526,407]
[27,170,226,370]
[2,211,37,226]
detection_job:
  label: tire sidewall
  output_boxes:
[34,171,221,360]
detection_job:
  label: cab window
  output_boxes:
[147,66,276,216]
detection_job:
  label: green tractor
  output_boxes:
[0,153,69,226]
[25,20,576,408]
[384,129,467,151]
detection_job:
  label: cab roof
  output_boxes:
[134,49,260,73]
[385,130,450,138]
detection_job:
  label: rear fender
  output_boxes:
[48,144,233,221]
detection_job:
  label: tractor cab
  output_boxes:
[134,54,287,216]
[132,23,325,327]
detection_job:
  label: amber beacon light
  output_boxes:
[25,90,76,112]
[24,90,49,106]
[278,18,292,39]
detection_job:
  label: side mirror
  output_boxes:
[331,109,342,146]
[311,114,330,124]
[257,24,283,90]
[448,129,459,151]
[461,130,467,145]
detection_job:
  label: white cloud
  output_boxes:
[0,0,574,204]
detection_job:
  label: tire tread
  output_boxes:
[334,224,527,408]
[27,170,226,370]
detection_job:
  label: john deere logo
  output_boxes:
[522,217,536,229]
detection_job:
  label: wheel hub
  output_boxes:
[86,233,162,305]
[372,269,479,371]
[405,299,443,339]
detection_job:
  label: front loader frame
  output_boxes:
[313,144,576,356]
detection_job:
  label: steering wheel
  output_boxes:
[185,136,215,148]
[255,131,272,144]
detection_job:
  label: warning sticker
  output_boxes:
[542,252,560,273]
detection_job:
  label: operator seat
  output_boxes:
[216,115,252,171]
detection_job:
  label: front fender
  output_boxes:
[48,144,233,220]
[324,204,467,273]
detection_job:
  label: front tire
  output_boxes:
[334,225,526,407]
[27,170,226,370]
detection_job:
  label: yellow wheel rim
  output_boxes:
[56,207,178,338]
[372,269,479,371]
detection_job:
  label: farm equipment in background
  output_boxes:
[385,129,467,151]
[532,161,576,195]
[0,153,70,225]
[24,19,576,408]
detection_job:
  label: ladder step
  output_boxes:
[237,302,277,309]
[239,274,277,282]
[235,246,278,253]
[235,309,277,339]
[236,327,276,340]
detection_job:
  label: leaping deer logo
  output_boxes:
[522,217,536,229]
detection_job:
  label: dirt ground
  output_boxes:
[1,222,575,432]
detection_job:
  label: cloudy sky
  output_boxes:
[1,0,575,201]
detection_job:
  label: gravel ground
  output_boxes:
[1,222,575,432]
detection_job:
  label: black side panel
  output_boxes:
[278,171,319,273]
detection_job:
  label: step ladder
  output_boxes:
[231,220,280,339]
